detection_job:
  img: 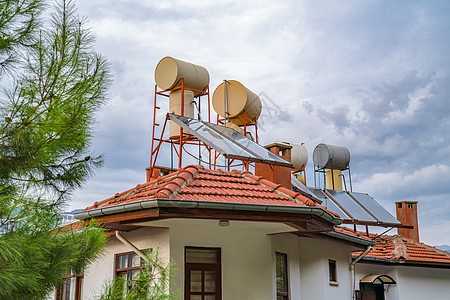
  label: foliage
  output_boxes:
[0,221,106,299]
[0,0,42,75]
[0,0,111,298]
[100,249,179,300]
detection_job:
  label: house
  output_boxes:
[54,149,450,300]
[351,202,450,300]
[68,164,372,299]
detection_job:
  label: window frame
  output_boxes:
[185,246,222,300]
[328,259,339,286]
[276,251,289,300]
[114,250,148,280]
[55,271,83,300]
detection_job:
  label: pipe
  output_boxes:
[115,231,165,270]
[115,231,148,263]
[349,245,372,300]
[350,245,372,271]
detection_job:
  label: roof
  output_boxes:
[85,165,336,212]
[353,232,450,267]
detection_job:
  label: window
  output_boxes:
[329,259,338,285]
[115,251,147,281]
[55,271,83,300]
[397,203,402,208]
[185,247,221,300]
[276,252,289,300]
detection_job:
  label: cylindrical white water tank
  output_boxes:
[291,144,308,169]
[155,57,210,96]
[212,80,262,126]
[313,143,350,170]
[169,90,194,138]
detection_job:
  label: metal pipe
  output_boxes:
[115,231,165,270]
[115,230,148,263]
[350,245,372,271]
[349,245,372,300]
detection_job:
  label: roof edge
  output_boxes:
[74,198,342,225]
[356,256,450,269]
[323,230,376,247]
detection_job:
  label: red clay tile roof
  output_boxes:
[351,232,450,265]
[84,165,339,217]
[334,226,374,242]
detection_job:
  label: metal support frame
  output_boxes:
[148,79,260,178]
[148,80,211,180]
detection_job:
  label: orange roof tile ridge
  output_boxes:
[84,170,183,210]
[402,236,450,258]
[154,165,203,199]
[391,235,409,259]
[241,173,309,206]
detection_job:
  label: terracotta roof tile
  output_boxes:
[84,165,330,212]
[349,229,450,265]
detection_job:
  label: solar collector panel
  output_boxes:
[309,188,351,219]
[349,192,401,225]
[326,190,378,222]
[169,114,292,166]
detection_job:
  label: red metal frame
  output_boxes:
[148,80,213,180]
[148,79,260,178]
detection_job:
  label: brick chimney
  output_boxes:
[396,201,419,242]
[255,142,292,189]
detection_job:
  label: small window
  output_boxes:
[55,270,83,300]
[329,259,338,285]
[276,252,289,300]
[408,203,413,209]
[398,203,403,208]
[115,251,147,281]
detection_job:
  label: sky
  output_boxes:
[70,0,450,246]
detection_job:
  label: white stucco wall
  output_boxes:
[298,237,353,300]
[82,227,169,299]
[271,233,302,300]
[74,218,362,300]
[158,219,283,300]
[356,263,450,300]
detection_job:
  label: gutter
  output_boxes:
[115,231,164,270]
[350,245,372,300]
[115,231,148,263]
[323,231,376,247]
[356,255,450,269]
[350,245,372,271]
[74,198,342,225]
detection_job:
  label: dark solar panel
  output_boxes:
[349,192,400,225]
[326,190,378,222]
[169,114,292,167]
[291,175,321,203]
[309,188,350,219]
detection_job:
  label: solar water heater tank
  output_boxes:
[212,80,262,125]
[154,57,210,96]
[313,143,350,170]
[291,144,308,169]
[225,122,255,141]
[169,90,194,138]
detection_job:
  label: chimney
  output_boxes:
[146,166,177,182]
[255,142,292,189]
[396,201,419,242]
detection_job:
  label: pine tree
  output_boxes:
[0,0,111,298]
